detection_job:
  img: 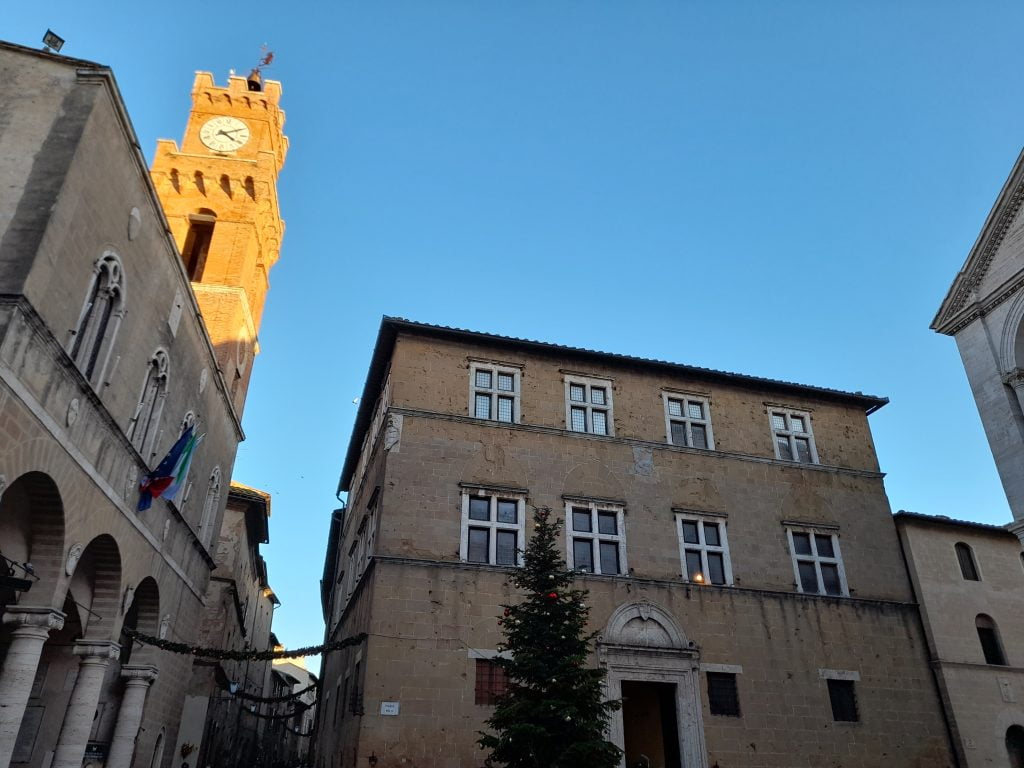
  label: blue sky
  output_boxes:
[7,2,1022,669]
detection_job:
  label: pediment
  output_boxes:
[933,146,1024,335]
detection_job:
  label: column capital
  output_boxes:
[2,605,65,633]
[120,664,159,685]
[72,639,120,661]
[1003,367,1024,389]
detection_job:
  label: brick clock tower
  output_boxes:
[150,70,288,418]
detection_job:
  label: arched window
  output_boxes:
[149,730,165,768]
[976,614,1007,665]
[199,467,222,546]
[182,209,216,280]
[1008,725,1024,768]
[70,252,125,385]
[954,542,980,581]
[128,350,169,460]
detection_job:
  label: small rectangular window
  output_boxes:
[707,672,740,717]
[677,514,733,586]
[471,364,520,423]
[664,394,714,450]
[827,679,859,722]
[787,528,847,596]
[567,502,625,575]
[461,492,525,567]
[770,408,818,464]
[565,376,614,435]
[474,659,508,706]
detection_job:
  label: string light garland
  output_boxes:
[124,628,366,661]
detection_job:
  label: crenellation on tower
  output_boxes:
[150,70,287,418]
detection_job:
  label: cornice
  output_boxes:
[387,407,886,480]
[934,149,1024,334]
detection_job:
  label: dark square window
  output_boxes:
[707,552,726,585]
[792,532,812,556]
[670,421,687,446]
[572,509,592,532]
[495,530,517,566]
[821,564,842,596]
[469,498,490,521]
[684,550,702,581]
[681,521,700,544]
[827,679,859,722]
[798,561,819,593]
[814,534,835,558]
[703,523,720,547]
[597,511,617,535]
[573,538,593,572]
[707,672,740,716]
[496,500,517,524]
[691,423,708,449]
[475,659,508,705]
[467,528,489,563]
[599,541,620,575]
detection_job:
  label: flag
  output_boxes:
[165,432,204,502]
[138,426,194,511]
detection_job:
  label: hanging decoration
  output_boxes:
[124,627,366,660]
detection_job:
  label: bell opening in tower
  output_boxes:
[182,211,216,281]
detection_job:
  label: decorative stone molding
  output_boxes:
[72,639,121,660]
[2,606,66,632]
[65,543,84,576]
[603,600,689,650]
[127,207,141,240]
[120,664,159,685]
[66,398,80,427]
[1008,519,1024,547]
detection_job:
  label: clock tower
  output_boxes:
[150,70,288,418]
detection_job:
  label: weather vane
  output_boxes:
[246,45,275,92]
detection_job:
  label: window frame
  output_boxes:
[706,671,741,717]
[676,512,733,586]
[127,349,170,461]
[474,658,509,706]
[976,614,1007,666]
[954,541,981,581]
[460,489,526,567]
[469,362,521,424]
[663,392,714,450]
[565,500,627,576]
[768,407,819,464]
[69,251,126,387]
[564,375,614,436]
[785,526,848,597]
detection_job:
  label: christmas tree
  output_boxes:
[479,507,621,768]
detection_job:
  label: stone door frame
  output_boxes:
[598,602,708,768]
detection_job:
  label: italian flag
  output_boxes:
[138,426,203,511]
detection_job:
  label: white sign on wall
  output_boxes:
[379,701,400,716]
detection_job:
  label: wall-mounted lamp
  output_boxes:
[367,753,378,767]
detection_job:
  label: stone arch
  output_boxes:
[1000,289,1024,374]
[120,576,159,664]
[65,534,122,640]
[0,471,66,607]
[1007,724,1024,768]
[604,601,689,650]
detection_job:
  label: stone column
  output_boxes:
[105,665,158,768]
[50,640,120,768]
[0,606,65,768]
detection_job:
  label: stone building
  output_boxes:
[894,511,1024,767]
[173,484,278,768]
[314,317,956,768]
[0,40,288,768]
[932,147,1024,547]
[266,658,317,767]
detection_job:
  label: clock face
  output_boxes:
[199,116,250,152]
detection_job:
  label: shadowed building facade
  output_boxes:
[895,511,1024,767]
[314,317,956,768]
[0,41,287,768]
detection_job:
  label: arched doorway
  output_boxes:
[599,602,707,768]
[1008,725,1024,768]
